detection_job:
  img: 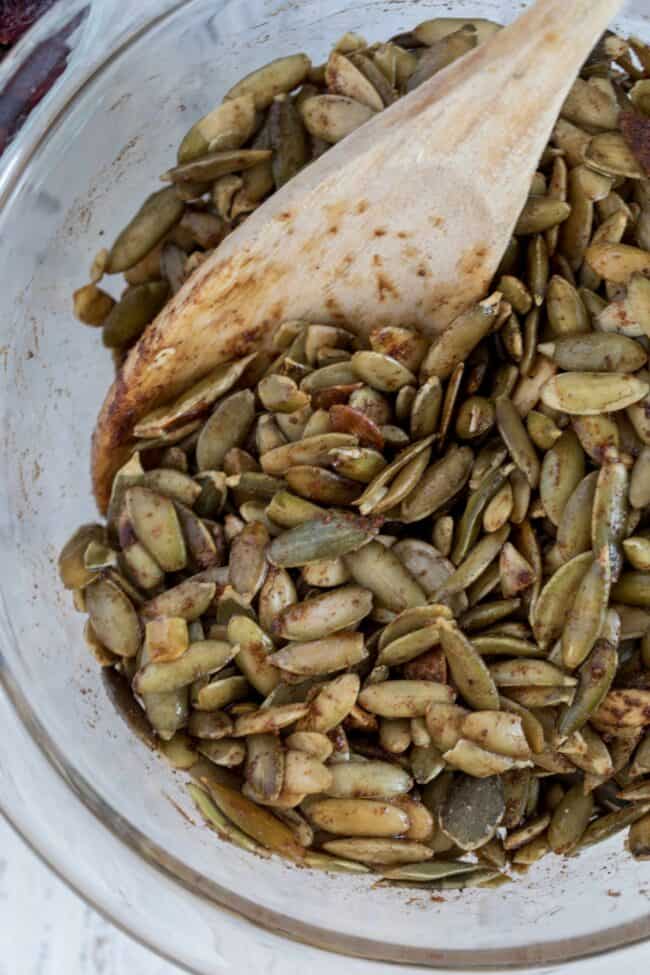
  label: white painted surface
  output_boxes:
[0,817,182,975]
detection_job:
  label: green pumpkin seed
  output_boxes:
[562,550,612,670]
[227,615,279,696]
[539,430,585,526]
[286,465,360,505]
[497,276,532,316]
[444,738,531,778]
[85,577,141,658]
[102,281,169,349]
[562,76,619,130]
[203,778,306,859]
[326,51,384,111]
[516,198,571,236]
[350,351,416,393]
[141,577,217,621]
[266,492,324,529]
[489,659,576,688]
[325,761,412,799]
[406,25,478,92]
[178,95,257,163]
[438,622,499,711]
[579,802,650,850]
[299,673,360,733]
[586,131,645,180]
[436,525,510,601]
[325,838,434,865]
[125,486,186,572]
[500,698,545,755]
[508,687,575,708]
[188,710,233,741]
[471,636,542,659]
[163,150,272,187]
[261,433,357,475]
[195,675,249,711]
[455,396,495,441]
[268,512,378,567]
[382,859,480,882]
[227,522,269,602]
[401,445,473,523]
[134,640,235,694]
[421,294,501,379]
[413,16,501,46]
[409,743,445,784]
[432,516,454,558]
[187,783,269,856]
[525,412,561,452]
[626,370,650,445]
[243,733,285,802]
[495,397,540,487]
[611,572,650,607]
[369,447,431,515]
[585,243,650,284]
[274,584,373,641]
[358,680,454,718]
[197,739,246,768]
[270,632,366,677]
[630,447,650,508]
[301,557,351,588]
[73,283,115,326]
[345,541,426,612]
[556,471,598,563]
[572,414,620,465]
[140,469,201,506]
[595,689,650,734]
[107,188,184,273]
[196,390,256,471]
[499,542,536,598]
[307,798,409,838]
[527,238,550,309]
[546,784,593,854]
[440,774,505,851]
[330,446,387,484]
[302,851,370,873]
[378,604,451,649]
[378,717,411,754]
[512,355,557,417]
[552,118,590,166]
[269,95,309,189]
[225,53,311,109]
[377,624,442,667]
[623,537,650,571]
[562,167,594,271]
[459,599,520,633]
[539,333,646,372]
[591,462,627,582]
[58,524,106,589]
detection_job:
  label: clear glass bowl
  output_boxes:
[1,2,650,972]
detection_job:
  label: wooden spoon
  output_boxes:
[92,0,624,509]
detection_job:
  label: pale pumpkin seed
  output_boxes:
[300,95,374,143]
[225,53,311,109]
[358,680,454,718]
